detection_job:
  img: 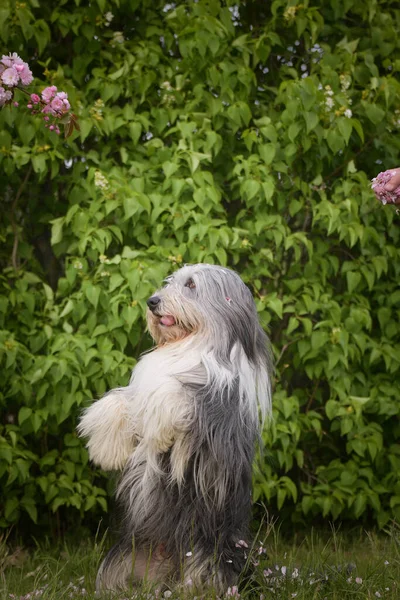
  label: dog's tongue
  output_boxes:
[160,315,176,326]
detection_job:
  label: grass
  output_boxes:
[1,521,400,600]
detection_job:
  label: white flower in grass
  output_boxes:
[355,577,363,584]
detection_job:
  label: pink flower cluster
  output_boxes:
[0,53,32,107]
[0,50,79,138]
[371,170,400,205]
[27,86,71,135]
[41,86,71,115]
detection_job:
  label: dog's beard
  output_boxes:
[146,308,198,345]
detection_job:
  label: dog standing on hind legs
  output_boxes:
[78,263,272,594]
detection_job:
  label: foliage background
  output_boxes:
[1,0,400,538]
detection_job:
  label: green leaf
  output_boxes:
[325,400,338,420]
[304,111,318,133]
[85,284,100,308]
[337,117,352,144]
[31,155,46,174]
[18,407,32,425]
[5,497,19,520]
[80,119,93,142]
[33,19,51,54]
[364,103,385,125]
[259,143,276,165]
[21,498,38,523]
[267,297,283,319]
[242,179,261,201]
[277,488,286,510]
[353,493,367,518]
[162,161,179,178]
[347,271,361,293]
[51,217,64,245]
[326,129,344,153]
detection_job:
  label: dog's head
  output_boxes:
[146,264,267,360]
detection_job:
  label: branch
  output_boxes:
[275,339,299,367]
[325,137,374,183]
[11,165,33,270]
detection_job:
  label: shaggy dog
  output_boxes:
[78,263,272,594]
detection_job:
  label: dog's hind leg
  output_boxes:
[182,547,246,596]
[96,540,174,593]
[96,540,133,592]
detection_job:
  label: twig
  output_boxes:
[324,137,374,183]
[275,339,298,367]
[306,379,320,412]
[11,165,33,269]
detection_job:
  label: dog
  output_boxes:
[78,263,272,594]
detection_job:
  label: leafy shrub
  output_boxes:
[1,0,400,535]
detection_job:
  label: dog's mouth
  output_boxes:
[159,315,176,327]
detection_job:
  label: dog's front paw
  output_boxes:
[78,391,136,471]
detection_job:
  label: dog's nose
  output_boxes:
[147,296,161,311]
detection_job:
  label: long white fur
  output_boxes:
[79,334,267,517]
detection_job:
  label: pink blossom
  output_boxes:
[1,52,20,67]
[50,96,64,113]
[0,53,33,87]
[41,85,57,103]
[1,67,19,87]
[30,93,40,104]
[18,64,33,86]
[0,86,12,107]
[44,91,70,116]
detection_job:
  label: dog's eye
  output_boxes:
[185,278,196,289]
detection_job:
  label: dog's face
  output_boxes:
[146,264,262,357]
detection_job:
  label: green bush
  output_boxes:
[1,0,400,535]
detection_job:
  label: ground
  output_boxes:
[1,523,400,599]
